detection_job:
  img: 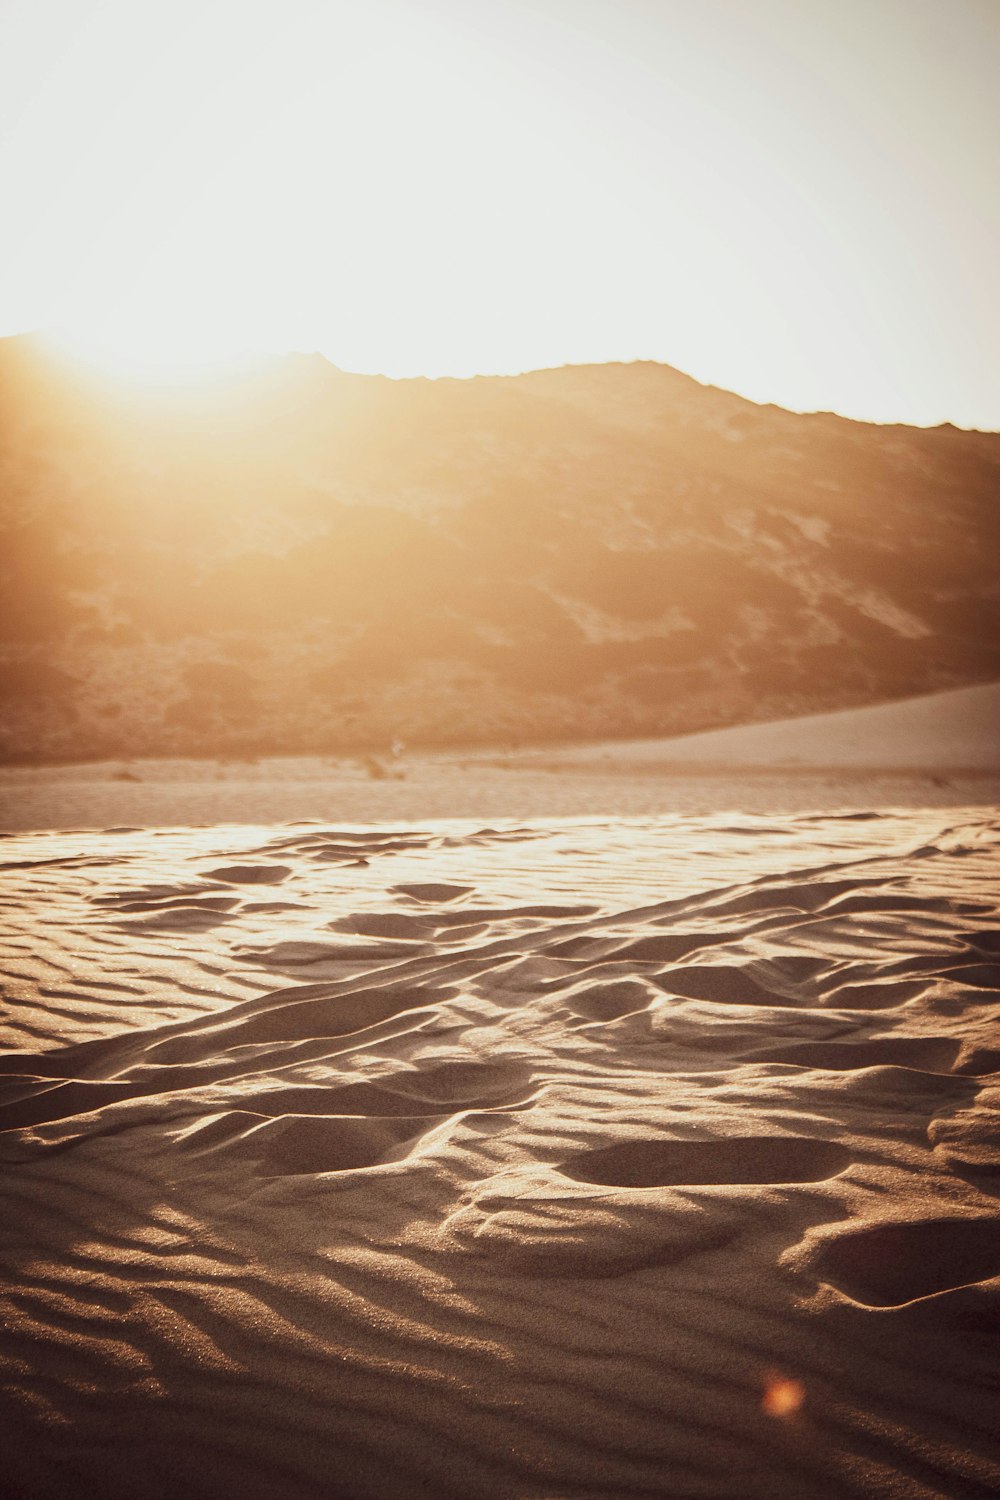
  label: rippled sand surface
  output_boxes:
[2,808,999,1499]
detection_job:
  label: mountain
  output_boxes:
[1,335,998,762]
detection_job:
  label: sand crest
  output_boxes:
[1,807,999,1498]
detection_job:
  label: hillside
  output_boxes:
[1,335,998,761]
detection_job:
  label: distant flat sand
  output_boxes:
[1,806,999,1498]
[1,681,999,833]
[517,680,1000,773]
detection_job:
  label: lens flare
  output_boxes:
[762,1375,805,1418]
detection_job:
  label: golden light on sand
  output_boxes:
[4,807,1000,1495]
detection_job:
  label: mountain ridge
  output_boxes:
[1,335,998,762]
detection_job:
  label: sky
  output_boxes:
[0,0,997,426]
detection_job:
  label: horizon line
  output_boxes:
[2,326,996,437]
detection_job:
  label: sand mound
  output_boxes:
[1,808,999,1498]
[536,679,1000,773]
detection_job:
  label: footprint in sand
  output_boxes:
[810,1217,1000,1306]
[187,1060,535,1177]
[232,1061,535,1123]
[448,1125,843,1278]
[757,1035,1000,1077]
[563,979,657,1021]
[655,964,800,1008]
[206,864,292,884]
[746,1036,965,1073]
[393,883,474,902]
[251,1113,449,1176]
[561,1134,852,1188]
[167,1108,450,1176]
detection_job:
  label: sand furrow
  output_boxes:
[1,809,998,1498]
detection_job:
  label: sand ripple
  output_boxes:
[1,809,999,1498]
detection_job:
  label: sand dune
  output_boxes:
[2,805,999,1498]
[519,680,1000,773]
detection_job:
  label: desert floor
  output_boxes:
[1,688,998,1499]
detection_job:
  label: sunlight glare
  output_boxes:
[1,0,996,422]
[45,311,262,385]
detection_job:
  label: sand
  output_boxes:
[2,682,997,835]
[1,689,999,1498]
[513,681,1000,774]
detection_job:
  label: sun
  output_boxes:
[44,312,264,386]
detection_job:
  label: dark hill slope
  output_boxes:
[1,337,997,759]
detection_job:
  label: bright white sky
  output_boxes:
[0,0,997,426]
